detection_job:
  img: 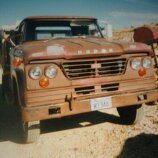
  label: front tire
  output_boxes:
[12,78,40,143]
[117,104,144,125]
[22,121,40,143]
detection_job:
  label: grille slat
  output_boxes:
[66,68,95,72]
[98,73,123,77]
[98,68,125,73]
[98,61,126,64]
[63,64,93,67]
[67,71,95,75]
[63,61,94,67]
[63,57,127,79]
[98,65,125,69]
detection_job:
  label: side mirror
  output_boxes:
[98,20,113,39]
[102,24,113,39]
[5,30,17,47]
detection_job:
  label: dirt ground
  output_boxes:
[0,67,158,158]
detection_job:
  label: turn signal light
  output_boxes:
[138,68,146,77]
[39,77,49,88]
[13,57,23,67]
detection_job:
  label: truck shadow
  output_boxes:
[40,110,121,134]
[117,133,158,158]
[0,85,23,143]
[0,84,121,143]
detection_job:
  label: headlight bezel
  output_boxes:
[45,66,57,79]
[131,58,141,70]
[143,57,152,69]
[29,66,42,80]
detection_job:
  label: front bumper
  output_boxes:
[22,89,158,122]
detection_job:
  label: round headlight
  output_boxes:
[45,66,57,78]
[131,58,141,70]
[29,66,42,80]
[143,58,152,69]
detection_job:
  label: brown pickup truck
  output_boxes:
[1,16,158,143]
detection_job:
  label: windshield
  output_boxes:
[25,19,102,41]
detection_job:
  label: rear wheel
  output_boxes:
[117,104,144,125]
[22,121,40,143]
[2,73,14,105]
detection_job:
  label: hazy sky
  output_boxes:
[0,0,158,28]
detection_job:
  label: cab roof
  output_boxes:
[23,16,97,21]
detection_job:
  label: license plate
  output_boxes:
[90,97,112,111]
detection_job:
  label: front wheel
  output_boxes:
[117,104,144,125]
[22,121,40,143]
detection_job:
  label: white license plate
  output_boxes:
[90,97,112,111]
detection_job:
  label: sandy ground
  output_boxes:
[0,66,158,158]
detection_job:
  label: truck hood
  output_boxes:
[19,37,152,63]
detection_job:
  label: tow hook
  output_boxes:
[65,95,72,111]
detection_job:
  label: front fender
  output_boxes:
[12,69,26,106]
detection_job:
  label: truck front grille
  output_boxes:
[62,57,127,79]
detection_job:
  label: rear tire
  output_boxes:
[2,73,14,105]
[22,121,40,143]
[117,104,144,125]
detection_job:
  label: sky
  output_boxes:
[0,0,158,28]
